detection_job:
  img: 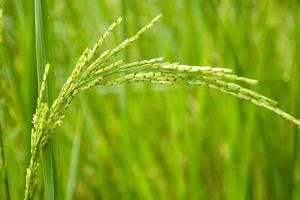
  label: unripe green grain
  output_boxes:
[24,14,300,200]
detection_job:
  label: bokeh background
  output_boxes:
[1,0,300,199]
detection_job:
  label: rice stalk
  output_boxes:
[0,1,10,199]
[33,0,55,199]
[0,123,9,200]
[24,14,300,200]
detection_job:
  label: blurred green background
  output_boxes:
[1,0,300,199]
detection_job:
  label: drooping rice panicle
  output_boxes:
[24,14,300,200]
[79,15,162,82]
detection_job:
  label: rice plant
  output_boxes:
[23,14,300,200]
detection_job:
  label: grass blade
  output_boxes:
[0,1,9,199]
[34,0,55,199]
[0,117,10,200]
[65,112,83,200]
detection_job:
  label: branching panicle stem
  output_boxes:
[24,14,300,200]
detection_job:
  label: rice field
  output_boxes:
[1,0,300,199]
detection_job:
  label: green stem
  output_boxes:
[34,0,55,199]
[0,123,10,200]
[0,0,9,199]
[24,0,55,199]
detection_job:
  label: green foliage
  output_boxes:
[1,0,300,200]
